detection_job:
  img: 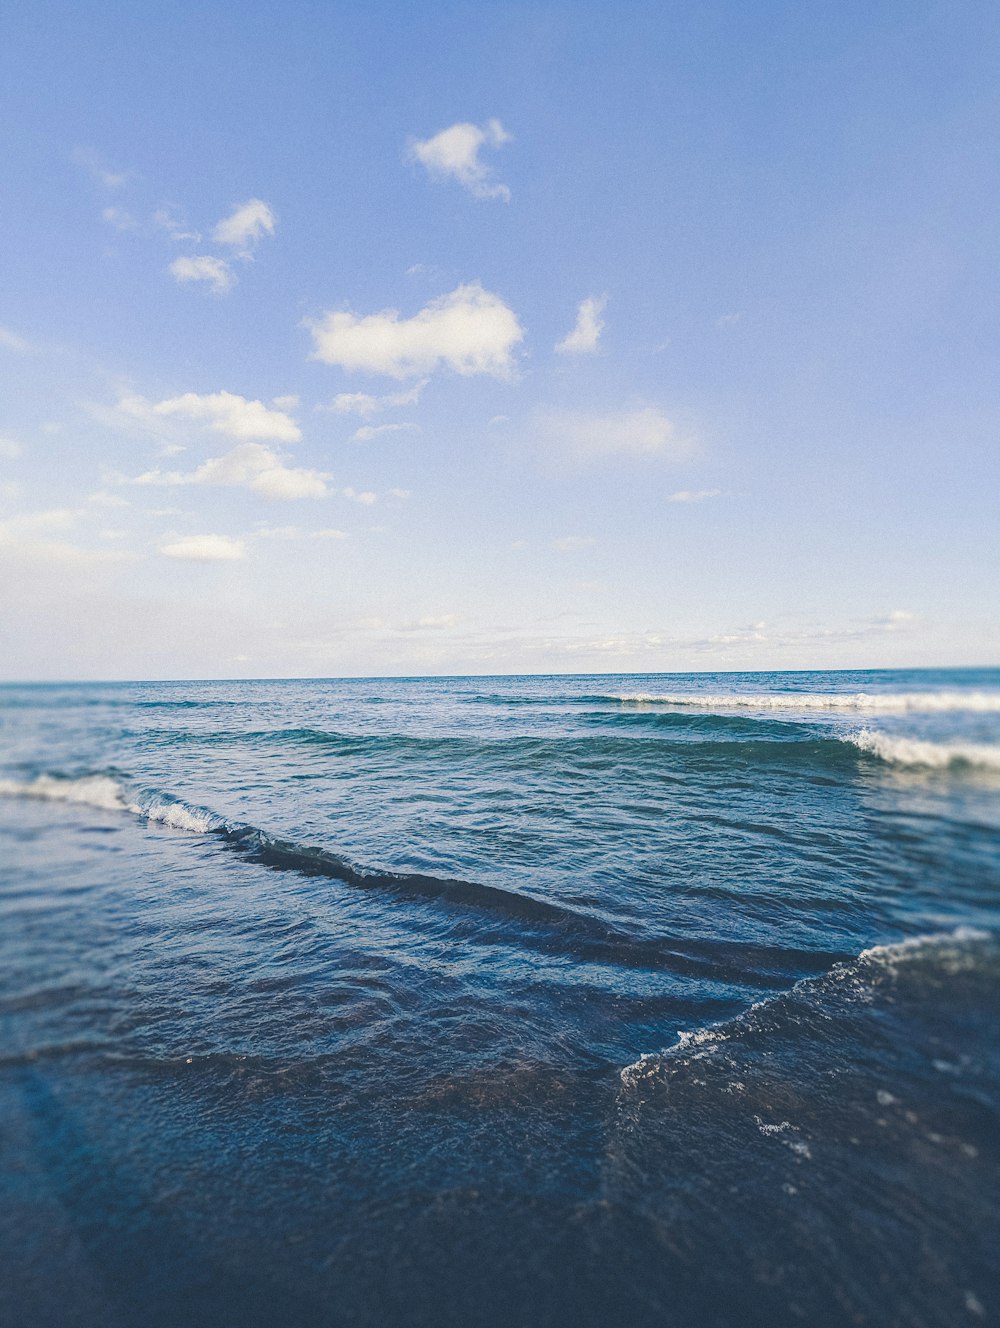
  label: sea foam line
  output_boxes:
[612,690,1000,713]
[847,729,1000,771]
[620,926,993,1087]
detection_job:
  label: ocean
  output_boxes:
[1,668,997,1327]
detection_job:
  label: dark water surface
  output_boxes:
[1,670,998,1327]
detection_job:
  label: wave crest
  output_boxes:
[0,774,223,832]
[0,773,129,813]
[620,926,993,1088]
[613,690,1000,713]
[847,729,1000,771]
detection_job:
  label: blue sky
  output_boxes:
[1,0,997,679]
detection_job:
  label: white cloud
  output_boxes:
[72,147,127,190]
[5,540,131,568]
[153,207,201,243]
[102,206,137,232]
[244,464,328,501]
[160,534,246,562]
[328,392,381,417]
[400,613,461,631]
[169,255,235,294]
[556,296,607,354]
[256,525,348,541]
[539,406,689,459]
[408,119,511,201]
[668,488,720,503]
[0,509,77,537]
[212,199,276,254]
[0,436,22,459]
[88,394,189,448]
[342,487,377,505]
[255,525,302,540]
[307,282,523,380]
[133,443,329,501]
[88,490,130,508]
[352,422,418,442]
[325,381,427,417]
[0,327,31,353]
[703,621,769,647]
[872,609,916,630]
[537,634,647,658]
[272,394,299,410]
[152,391,301,442]
[551,535,595,552]
[0,508,130,567]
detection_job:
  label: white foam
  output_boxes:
[848,729,1000,771]
[0,774,222,833]
[127,793,222,834]
[620,927,993,1085]
[0,773,129,812]
[754,1116,796,1136]
[674,1027,727,1051]
[613,690,1000,713]
[820,926,990,992]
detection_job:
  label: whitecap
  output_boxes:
[0,773,129,812]
[125,790,223,834]
[620,927,993,1085]
[611,690,1000,713]
[0,773,223,833]
[847,730,1000,771]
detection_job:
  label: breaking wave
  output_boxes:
[620,926,994,1088]
[612,689,1000,713]
[0,773,129,814]
[847,729,1000,771]
[0,773,223,833]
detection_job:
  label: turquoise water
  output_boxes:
[1,669,998,1326]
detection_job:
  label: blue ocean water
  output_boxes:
[1,668,998,1327]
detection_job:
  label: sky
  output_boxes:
[1,0,998,680]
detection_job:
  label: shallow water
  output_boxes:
[1,669,998,1326]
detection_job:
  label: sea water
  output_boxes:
[1,669,997,1326]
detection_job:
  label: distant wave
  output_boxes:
[135,698,262,709]
[847,729,1000,771]
[612,690,1000,713]
[620,926,994,1088]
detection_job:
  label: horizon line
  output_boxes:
[1,663,997,687]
